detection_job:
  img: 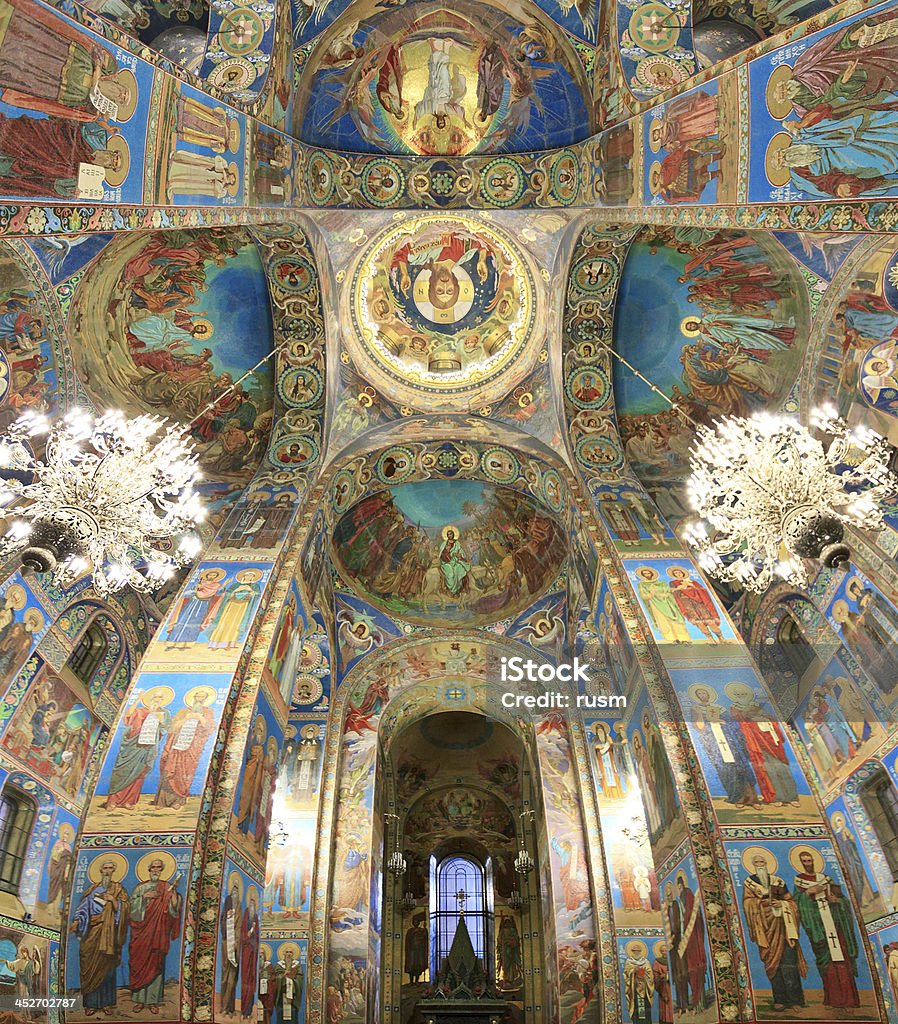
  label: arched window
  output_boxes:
[432,854,489,976]
[0,789,35,895]
[776,613,816,682]
[860,769,898,881]
[69,621,109,687]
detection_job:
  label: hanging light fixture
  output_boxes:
[402,890,417,912]
[0,344,287,597]
[514,809,535,876]
[0,408,204,596]
[683,405,898,592]
[508,889,523,911]
[385,813,407,876]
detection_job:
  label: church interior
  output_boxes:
[3,0,898,1021]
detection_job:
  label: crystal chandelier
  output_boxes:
[385,813,406,876]
[514,809,535,876]
[683,405,897,592]
[0,408,204,596]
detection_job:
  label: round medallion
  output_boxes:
[479,446,519,484]
[550,150,581,206]
[305,151,336,206]
[207,57,257,92]
[480,158,526,208]
[278,366,323,408]
[360,159,405,207]
[271,255,316,294]
[572,256,615,294]
[268,433,319,469]
[347,215,539,411]
[629,3,682,53]
[299,640,324,671]
[634,55,688,91]
[576,434,623,471]
[567,366,611,409]
[376,446,417,484]
[332,468,357,513]
[218,9,265,55]
[541,469,564,513]
[291,674,324,705]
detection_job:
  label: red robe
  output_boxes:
[129,880,181,993]
[157,706,215,804]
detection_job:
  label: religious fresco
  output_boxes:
[616,0,696,100]
[791,654,885,789]
[750,5,898,203]
[826,795,886,923]
[726,838,878,1020]
[0,0,153,204]
[1,665,106,807]
[65,845,190,1020]
[89,670,230,829]
[587,577,635,693]
[593,480,675,554]
[34,810,78,928]
[644,76,738,206]
[614,229,806,523]
[335,592,401,678]
[69,229,274,485]
[624,557,738,646]
[0,576,50,692]
[0,925,49,1007]
[296,0,593,156]
[249,123,294,206]
[345,215,540,412]
[331,480,567,627]
[216,858,263,1022]
[670,665,817,823]
[230,686,284,865]
[263,813,315,924]
[262,577,307,712]
[658,851,716,1023]
[256,939,308,1024]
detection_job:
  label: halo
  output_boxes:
[765,64,795,120]
[680,316,701,337]
[653,939,668,958]
[765,132,794,188]
[666,566,689,578]
[648,118,664,153]
[845,577,864,602]
[724,682,757,704]
[266,736,279,757]
[191,317,215,339]
[226,161,240,198]
[227,118,241,154]
[742,845,777,874]
[688,683,718,704]
[635,566,658,581]
[789,844,824,874]
[301,724,320,740]
[279,940,300,960]
[626,939,648,959]
[236,568,263,583]
[23,609,44,632]
[830,811,846,831]
[4,584,26,611]
[831,598,850,623]
[286,725,297,740]
[185,685,217,707]
[88,852,129,884]
[136,850,178,882]
[200,567,227,582]
[259,943,273,962]
[648,160,663,195]
[103,134,130,187]
[441,525,460,541]
[141,685,175,708]
[57,823,75,842]
[253,713,267,739]
[227,870,244,901]
[109,69,138,122]
[675,871,688,888]
[247,884,260,905]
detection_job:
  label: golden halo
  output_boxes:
[236,568,263,583]
[649,160,663,195]
[4,584,26,611]
[845,577,864,602]
[279,941,301,960]
[441,525,461,541]
[680,316,702,338]
[765,132,794,188]
[227,870,244,901]
[789,844,824,874]
[253,713,267,738]
[688,683,718,704]
[103,134,130,187]
[286,725,297,740]
[635,566,658,581]
[301,724,320,740]
[666,566,689,578]
[191,317,215,339]
[88,852,129,884]
[724,682,757,704]
[626,939,648,959]
[140,685,175,708]
[266,736,279,757]
[23,608,44,632]
[675,871,688,888]
[259,943,273,962]
[136,850,178,882]
[247,884,260,905]
[200,567,227,582]
[226,161,240,198]
[57,823,75,843]
[648,118,664,153]
[185,685,217,707]
[742,845,777,874]
[653,939,668,958]
[765,64,795,120]
[109,69,138,122]
[831,598,850,624]
[227,118,241,154]
[831,811,846,831]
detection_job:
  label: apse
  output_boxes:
[330,479,568,626]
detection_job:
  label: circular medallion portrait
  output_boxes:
[348,215,539,410]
